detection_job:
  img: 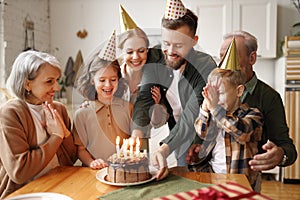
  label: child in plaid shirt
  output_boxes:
[193,53,264,191]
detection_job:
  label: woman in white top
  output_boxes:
[118,27,168,128]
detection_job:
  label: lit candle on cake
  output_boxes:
[143,149,147,158]
[135,137,140,155]
[129,137,134,158]
[121,139,126,150]
[116,136,120,158]
[122,139,128,159]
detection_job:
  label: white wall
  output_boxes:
[277,0,300,41]
[252,0,300,87]
[254,58,275,86]
[49,0,165,67]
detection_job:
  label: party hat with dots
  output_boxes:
[219,37,241,71]
[98,30,116,61]
[164,0,187,20]
[119,4,138,33]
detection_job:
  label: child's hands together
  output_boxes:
[202,78,222,111]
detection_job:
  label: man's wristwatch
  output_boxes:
[279,154,288,166]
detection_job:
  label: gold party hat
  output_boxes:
[119,4,138,33]
[219,37,240,71]
[98,30,117,61]
[164,0,187,20]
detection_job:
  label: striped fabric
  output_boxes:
[153,182,272,200]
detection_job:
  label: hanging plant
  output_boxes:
[279,0,300,56]
[291,0,300,36]
[77,29,88,39]
[76,4,88,39]
[291,0,300,13]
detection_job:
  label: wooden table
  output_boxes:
[6,166,251,200]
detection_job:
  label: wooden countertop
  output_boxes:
[6,166,252,200]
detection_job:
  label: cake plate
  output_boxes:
[6,192,73,200]
[96,167,157,186]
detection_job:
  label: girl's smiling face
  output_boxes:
[93,64,119,103]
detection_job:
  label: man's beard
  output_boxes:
[164,53,186,70]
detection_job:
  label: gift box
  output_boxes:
[154,181,272,200]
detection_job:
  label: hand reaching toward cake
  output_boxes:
[152,143,170,180]
[90,159,108,170]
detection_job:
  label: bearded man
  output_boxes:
[132,0,217,180]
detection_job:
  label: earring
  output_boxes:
[26,90,31,95]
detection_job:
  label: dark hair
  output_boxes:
[161,9,198,36]
[76,52,121,101]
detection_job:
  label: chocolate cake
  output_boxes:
[106,151,151,183]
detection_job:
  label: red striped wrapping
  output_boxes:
[153,182,272,200]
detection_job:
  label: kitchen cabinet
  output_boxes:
[190,0,277,59]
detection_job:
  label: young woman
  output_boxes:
[118,27,168,128]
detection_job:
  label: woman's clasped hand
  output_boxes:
[42,101,70,139]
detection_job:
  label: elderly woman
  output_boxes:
[0,50,77,198]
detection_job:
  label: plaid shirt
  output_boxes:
[194,103,263,189]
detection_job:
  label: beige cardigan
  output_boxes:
[0,99,77,198]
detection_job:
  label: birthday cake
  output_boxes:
[106,151,151,183]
